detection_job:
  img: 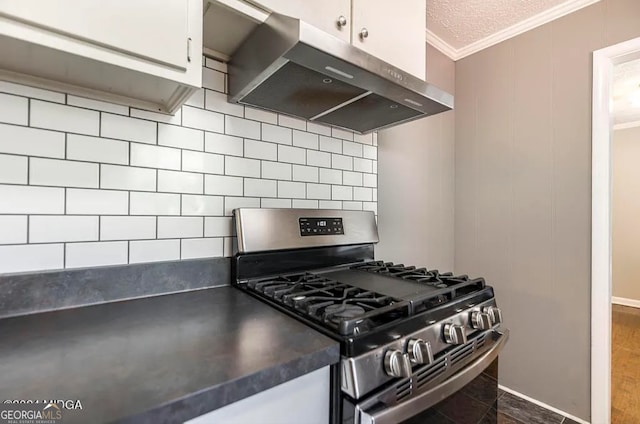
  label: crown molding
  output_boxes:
[426,0,601,61]
[613,120,640,130]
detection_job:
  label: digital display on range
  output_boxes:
[299,217,344,236]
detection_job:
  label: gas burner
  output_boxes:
[324,304,366,322]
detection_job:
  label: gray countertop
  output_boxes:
[0,287,340,424]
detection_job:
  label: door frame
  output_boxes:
[591,36,640,424]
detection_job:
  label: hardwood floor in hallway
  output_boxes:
[612,304,640,424]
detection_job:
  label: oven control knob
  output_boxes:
[407,338,434,365]
[384,350,412,378]
[470,311,493,330]
[443,324,468,345]
[483,306,503,325]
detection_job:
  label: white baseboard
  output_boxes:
[612,296,640,308]
[498,385,590,424]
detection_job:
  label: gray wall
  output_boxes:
[613,125,640,302]
[454,0,640,420]
[376,44,455,269]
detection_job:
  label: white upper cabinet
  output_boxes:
[351,0,425,80]
[251,0,351,43]
[246,0,425,80]
[0,0,203,113]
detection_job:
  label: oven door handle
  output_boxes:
[359,328,509,424]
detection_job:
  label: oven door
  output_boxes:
[348,328,508,424]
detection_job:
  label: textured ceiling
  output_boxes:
[613,58,640,126]
[427,0,570,49]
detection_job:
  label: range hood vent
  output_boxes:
[228,13,453,134]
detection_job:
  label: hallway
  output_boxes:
[612,304,640,423]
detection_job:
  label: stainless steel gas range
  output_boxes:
[232,208,509,424]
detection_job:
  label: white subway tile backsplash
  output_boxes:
[354,157,373,173]
[205,58,227,73]
[331,154,353,171]
[131,143,181,170]
[278,145,306,164]
[278,181,305,198]
[67,134,129,165]
[30,100,99,136]
[226,115,260,139]
[363,173,377,188]
[278,115,306,130]
[129,239,180,263]
[225,156,260,178]
[245,139,277,161]
[224,197,260,216]
[158,216,203,238]
[130,192,180,215]
[353,187,373,201]
[101,113,157,144]
[373,133,378,146]
[158,170,203,194]
[65,241,128,268]
[0,124,65,158]
[67,189,129,215]
[332,185,352,201]
[245,108,277,124]
[306,183,331,200]
[292,165,319,183]
[101,165,156,192]
[262,161,291,180]
[363,202,377,214]
[363,145,377,160]
[343,171,363,186]
[67,95,128,115]
[182,150,224,175]
[181,237,224,259]
[0,244,63,273]
[319,168,342,185]
[343,141,363,157]
[319,136,342,154]
[0,69,376,272]
[0,216,27,245]
[0,93,28,125]
[30,158,99,188]
[204,216,233,237]
[262,124,292,145]
[0,154,27,184]
[343,201,363,210]
[0,185,64,214]
[204,175,243,196]
[245,178,277,197]
[307,122,332,136]
[30,216,98,243]
[331,127,353,141]
[206,90,244,117]
[183,106,224,133]
[203,67,225,92]
[261,198,291,208]
[182,194,224,216]
[101,216,156,240]
[0,81,64,103]
[293,130,319,150]
[131,108,182,125]
[205,132,243,156]
[293,199,318,209]
[158,124,203,151]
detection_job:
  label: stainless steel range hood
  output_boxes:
[228,13,454,134]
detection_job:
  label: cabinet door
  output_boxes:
[351,0,426,79]
[252,0,351,42]
[0,0,190,70]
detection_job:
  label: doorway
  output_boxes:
[591,36,640,424]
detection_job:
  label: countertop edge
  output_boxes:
[114,343,341,424]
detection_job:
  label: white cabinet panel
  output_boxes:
[186,366,330,424]
[351,0,426,79]
[252,0,351,42]
[0,0,188,70]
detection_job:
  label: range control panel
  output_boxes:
[299,217,344,236]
